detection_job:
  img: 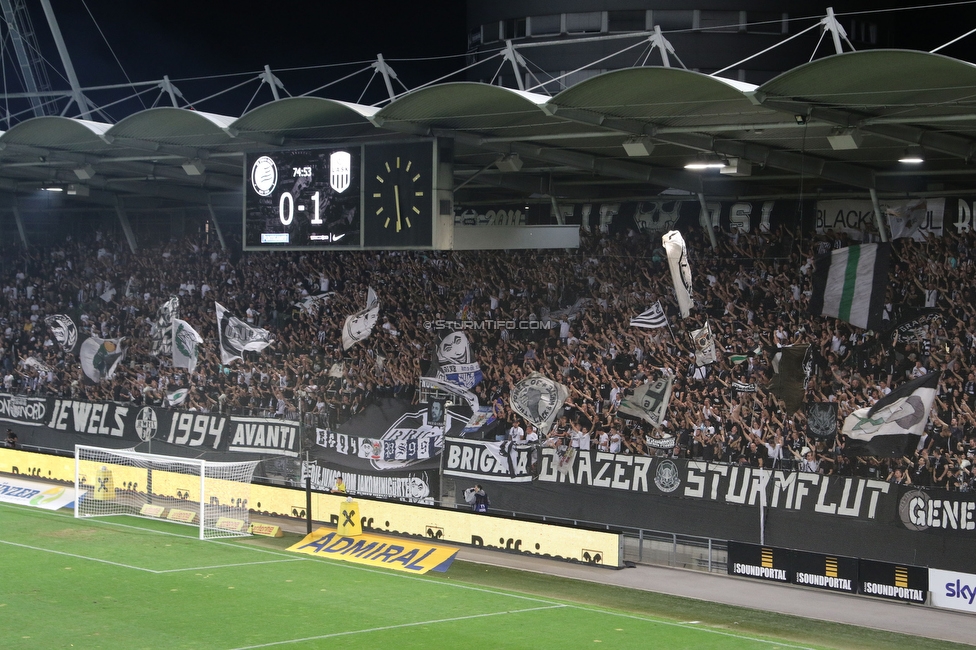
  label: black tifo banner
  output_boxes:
[0,392,299,457]
[729,541,928,604]
[443,439,976,573]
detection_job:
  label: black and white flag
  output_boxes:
[807,402,839,440]
[78,335,126,384]
[890,308,941,345]
[691,321,717,366]
[510,372,568,435]
[435,331,483,389]
[809,243,890,330]
[842,372,940,457]
[769,344,810,416]
[215,302,272,365]
[886,198,926,241]
[45,314,79,353]
[151,297,179,357]
[172,319,204,374]
[630,301,668,329]
[618,376,673,428]
[341,287,380,350]
[663,230,693,318]
[731,381,757,394]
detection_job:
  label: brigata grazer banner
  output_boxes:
[454,448,976,572]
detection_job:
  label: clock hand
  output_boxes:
[394,184,402,232]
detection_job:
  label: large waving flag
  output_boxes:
[842,372,940,457]
[78,335,126,384]
[809,243,890,330]
[618,376,673,428]
[341,287,380,350]
[691,321,717,366]
[768,344,810,416]
[435,331,483,389]
[45,314,79,353]
[663,230,693,318]
[215,302,272,365]
[172,319,204,374]
[630,301,668,329]
[151,297,179,357]
[510,372,568,436]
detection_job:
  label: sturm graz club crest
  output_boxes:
[654,459,681,493]
[250,156,278,197]
[134,407,158,442]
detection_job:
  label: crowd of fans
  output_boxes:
[1,221,974,492]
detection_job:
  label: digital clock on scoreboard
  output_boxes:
[244,147,362,249]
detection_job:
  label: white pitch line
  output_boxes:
[228,604,567,650]
[0,538,161,573]
[577,607,819,650]
[155,558,305,573]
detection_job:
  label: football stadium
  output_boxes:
[2,2,976,648]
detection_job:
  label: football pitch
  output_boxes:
[0,503,964,650]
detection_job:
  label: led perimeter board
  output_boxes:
[243,141,435,250]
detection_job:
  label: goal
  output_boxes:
[74,445,261,540]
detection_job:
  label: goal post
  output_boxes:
[74,445,261,540]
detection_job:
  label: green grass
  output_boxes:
[0,502,964,650]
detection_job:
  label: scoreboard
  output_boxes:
[243,140,435,250]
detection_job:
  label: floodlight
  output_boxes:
[495,154,523,172]
[622,136,654,157]
[898,146,924,164]
[182,159,206,176]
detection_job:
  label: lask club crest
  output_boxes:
[330,151,351,193]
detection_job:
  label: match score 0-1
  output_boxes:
[244,147,362,250]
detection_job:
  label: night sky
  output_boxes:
[12,1,976,121]
[25,0,468,117]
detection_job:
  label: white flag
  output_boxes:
[172,319,204,374]
[663,230,694,318]
[215,302,272,365]
[630,301,668,329]
[151,297,179,357]
[618,376,673,428]
[510,372,568,435]
[167,388,190,406]
[691,321,717,366]
[342,287,380,350]
[78,335,126,384]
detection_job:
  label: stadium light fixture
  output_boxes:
[827,127,862,150]
[720,157,752,176]
[622,136,654,157]
[898,145,924,164]
[73,164,95,180]
[684,153,728,170]
[182,159,206,176]
[494,154,523,172]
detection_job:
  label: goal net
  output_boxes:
[74,445,261,540]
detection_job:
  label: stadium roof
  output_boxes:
[2,49,976,212]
